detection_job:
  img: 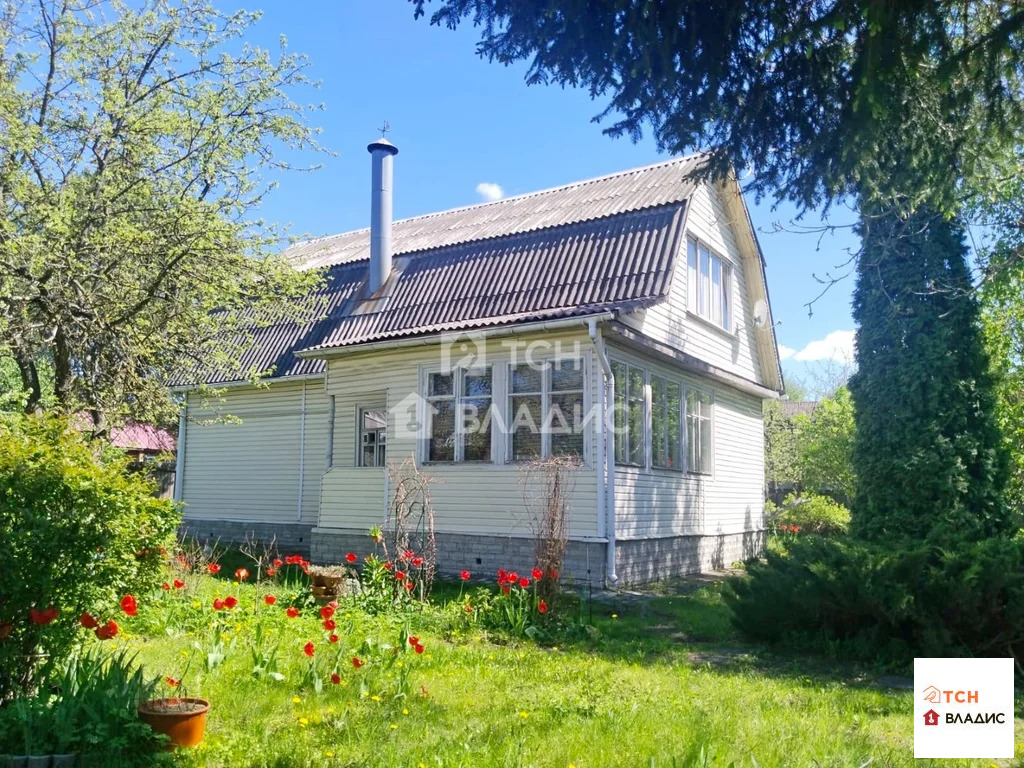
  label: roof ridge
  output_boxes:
[292,152,706,250]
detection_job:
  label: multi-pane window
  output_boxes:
[425,368,492,462]
[651,376,683,470]
[358,408,387,467]
[612,361,645,466]
[686,388,713,474]
[687,237,732,331]
[509,359,584,460]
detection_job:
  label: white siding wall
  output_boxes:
[620,180,764,385]
[319,330,602,539]
[181,380,327,526]
[608,342,765,540]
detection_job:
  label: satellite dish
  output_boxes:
[752,299,770,329]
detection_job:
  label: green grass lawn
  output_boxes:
[124,563,1023,768]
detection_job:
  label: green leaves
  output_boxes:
[0,0,326,423]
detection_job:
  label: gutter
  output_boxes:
[588,318,618,586]
[294,313,616,360]
[296,379,307,522]
[173,399,187,503]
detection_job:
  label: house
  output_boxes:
[111,422,176,462]
[171,138,784,586]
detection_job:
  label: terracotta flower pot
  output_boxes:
[138,698,210,748]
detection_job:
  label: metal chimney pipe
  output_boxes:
[367,137,398,293]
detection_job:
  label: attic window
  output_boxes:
[687,237,732,331]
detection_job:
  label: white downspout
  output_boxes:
[297,380,307,522]
[173,398,187,503]
[588,319,618,585]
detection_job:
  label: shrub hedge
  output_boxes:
[726,534,1024,668]
[0,413,180,699]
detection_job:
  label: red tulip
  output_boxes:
[532,568,543,580]
[501,586,510,595]
[519,578,530,588]
[212,598,225,611]
[409,636,420,646]
[266,567,276,576]
[414,643,425,654]
[234,568,249,581]
[120,595,137,616]
[320,605,335,620]
[331,673,341,684]
[161,582,171,591]
[165,676,180,688]
[351,657,363,668]
[264,594,277,605]
[173,579,185,590]
[383,561,394,571]
[345,552,357,563]
[224,595,238,609]
[507,572,518,584]
[323,619,336,631]
[404,581,414,591]
[460,570,471,581]
[95,619,118,640]
[286,606,299,618]
[29,606,59,625]
[329,600,340,610]
[303,642,314,657]
[207,563,221,575]
[273,558,283,568]
[497,569,506,582]
[548,569,559,580]
[329,633,339,643]
[79,612,98,629]
[538,600,549,614]
[395,570,407,581]
[412,556,423,567]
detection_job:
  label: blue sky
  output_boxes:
[231,1,860,391]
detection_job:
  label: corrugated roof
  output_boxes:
[284,154,703,269]
[779,401,819,419]
[306,203,685,352]
[177,155,702,385]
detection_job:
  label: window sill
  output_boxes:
[687,469,713,478]
[686,310,737,340]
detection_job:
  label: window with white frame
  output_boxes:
[651,376,683,470]
[425,368,493,462]
[687,237,732,331]
[508,358,584,461]
[358,408,387,467]
[686,388,713,474]
[612,361,646,466]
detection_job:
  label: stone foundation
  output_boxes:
[178,519,763,586]
[311,528,609,587]
[613,530,765,584]
[180,518,314,557]
[311,527,765,587]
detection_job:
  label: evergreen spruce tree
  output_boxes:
[849,208,1011,543]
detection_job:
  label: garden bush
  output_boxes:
[726,534,1024,667]
[0,647,163,762]
[0,413,180,699]
[768,492,851,536]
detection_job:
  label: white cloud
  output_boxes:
[475,182,504,201]
[777,344,796,361]
[792,330,856,363]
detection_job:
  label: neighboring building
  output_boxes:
[171,139,785,586]
[111,422,176,462]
